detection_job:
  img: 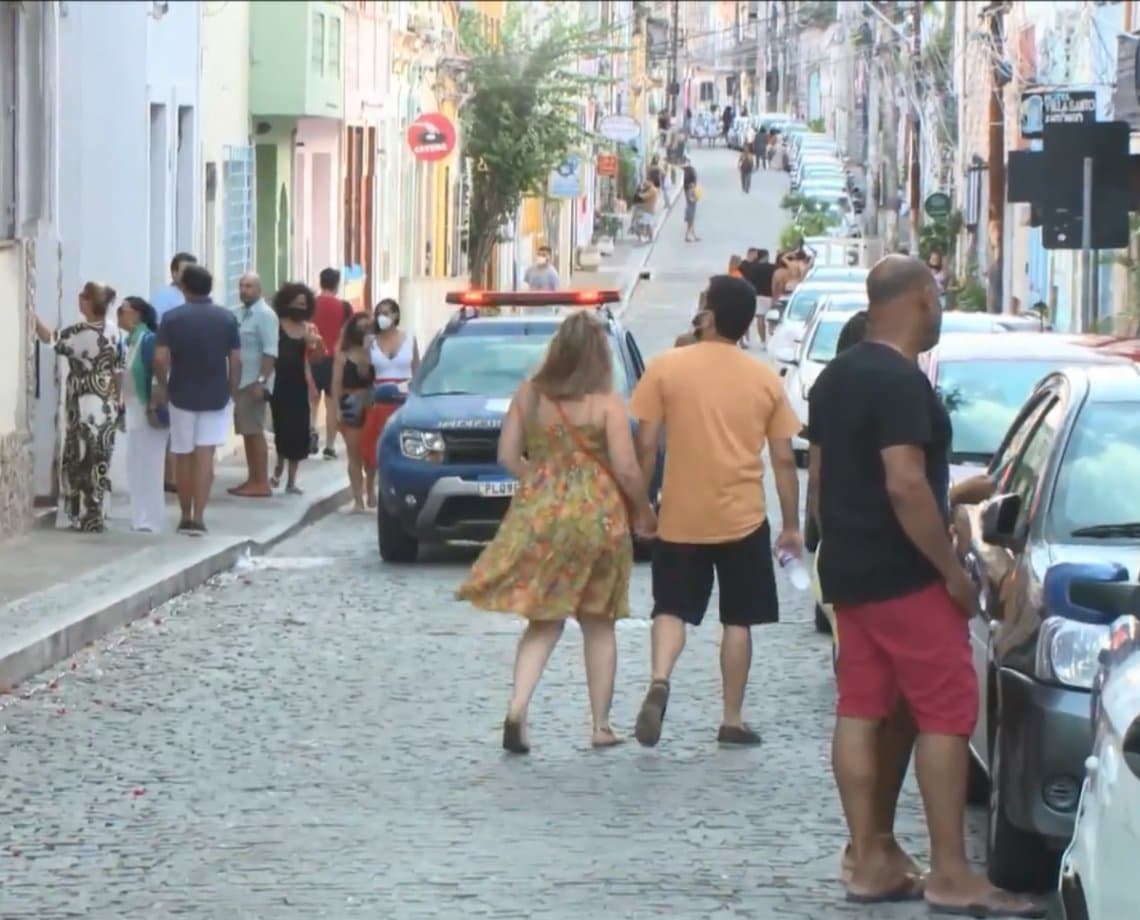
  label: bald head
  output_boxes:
[865,255,942,355]
[238,272,262,306]
[866,255,935,309]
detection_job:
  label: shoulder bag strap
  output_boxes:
[551,399,633,521]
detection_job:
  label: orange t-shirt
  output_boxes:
[629,341,802,543]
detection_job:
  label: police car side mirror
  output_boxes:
[981,493,1023,551]
[373,383,406,406]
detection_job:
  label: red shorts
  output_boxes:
[834,581,978,737]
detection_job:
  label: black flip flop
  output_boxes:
[717,723,763,746]
[927,899,1045,918]
[502,718,529,755]
[845,875,924,904]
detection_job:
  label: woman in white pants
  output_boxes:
[118,297,169,533]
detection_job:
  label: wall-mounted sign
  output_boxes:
[923,191,952,220]
[599,114,641,143]
[548,155,582,199]
[1018,88,1096,141]
[407,113,456,162]
[596,154,618,177]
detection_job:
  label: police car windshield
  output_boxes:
[415,329,630,398]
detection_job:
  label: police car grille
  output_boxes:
[442,431,500,463]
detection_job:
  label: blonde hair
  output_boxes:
[81,281,118,318]
[530,311,613,399]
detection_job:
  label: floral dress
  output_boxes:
[54,322,122,532]
[458,421,632,621]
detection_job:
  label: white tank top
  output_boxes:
[370,333,415,380]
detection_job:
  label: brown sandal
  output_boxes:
[502,718,529,755]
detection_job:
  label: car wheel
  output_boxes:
[1059,873,1090,920]
[814,602,831,635]
[987,721,1057,892]
[378,503,418,563]
[793,450,808,469]
[805,515,820,553]
[966,750,990,806]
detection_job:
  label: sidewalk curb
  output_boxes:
[0,483,351,692]
[616,183,683,319]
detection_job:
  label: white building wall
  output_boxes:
[200,0,253,309]
[37,0,202,497]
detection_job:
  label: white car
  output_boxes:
[783,311,855,459]
[1059,618,1140,920]
[767,280,865,371]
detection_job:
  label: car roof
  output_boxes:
[931,332,1131,362]
[806,266,868,280]
[793,280,865,293]
[1078,363,1140,402]
[443,310,620,337]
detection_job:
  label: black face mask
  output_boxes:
[284,307,308,321]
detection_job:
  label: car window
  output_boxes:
[415,330,629,397]
[991,396,1054,487]
[1050,401,1140,538]
[786,287,855,322]
[935,359,1073,462]
[1004,399,1065,528]
[806,321,845,362]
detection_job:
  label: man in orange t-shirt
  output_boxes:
[629,274,804,748]
[311,267,353,457]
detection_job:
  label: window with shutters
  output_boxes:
[222,145,255,310]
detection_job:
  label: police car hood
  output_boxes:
[399,393,512,430]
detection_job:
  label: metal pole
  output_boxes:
[1080,155,1094,333]
[909,2,922,250]
[669,0,680,118]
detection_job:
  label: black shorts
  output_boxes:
[651,521,779,627]
[310,356,334,394]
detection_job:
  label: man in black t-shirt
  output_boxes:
[739,248,775,344]
[807,257,1040,917]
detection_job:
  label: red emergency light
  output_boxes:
[445,290,623,308]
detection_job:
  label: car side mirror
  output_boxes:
[765,308,781,323]
[981,492,1024,550]
[373,383,406,406]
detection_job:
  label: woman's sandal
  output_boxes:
[591,728,626,749]
[502,718,529,755]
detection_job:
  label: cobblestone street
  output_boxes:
[0,149,987,919]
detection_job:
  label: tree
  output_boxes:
[459,8,609,286]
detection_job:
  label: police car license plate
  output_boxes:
[477,480,517,497]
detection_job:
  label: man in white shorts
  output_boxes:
[152,264,241,535]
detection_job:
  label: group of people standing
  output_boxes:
[35,255,420,534]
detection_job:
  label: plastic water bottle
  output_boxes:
[777,550,812,592]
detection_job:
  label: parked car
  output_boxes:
[767,280,866,370]
[375,289,662,563]
[1059,607,1140,920]
[958,362,1140,891]
[783,311,854,462]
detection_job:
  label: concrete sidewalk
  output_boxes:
[588,181,684,308]
[0,449,352,690]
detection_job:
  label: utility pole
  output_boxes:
[909,1,922,250]
[865,11,881,240]
[985,5,1006,313]
[880,7,899,250]
[668,0,680,118]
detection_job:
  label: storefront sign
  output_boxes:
[923,191,952,220]
[1018,88,1096,141]
[600,114,641,143]
[407,113,457,162]
[548,156,582,199]
[596,154,618,177]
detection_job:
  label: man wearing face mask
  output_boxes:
[524,245,560,292]
[229,272,279,498]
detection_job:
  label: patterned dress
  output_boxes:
[54,322,123,532]
[458,421,632,621]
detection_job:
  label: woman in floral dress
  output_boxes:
[35,282,123,532]
[458,312,657,754]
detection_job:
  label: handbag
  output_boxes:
[552,400,636,532]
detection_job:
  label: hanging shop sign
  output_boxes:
[596,154,619,177]
[1018,88,1096,141]
[407,113,457,162]
[923,192,952,220]
[548,156,582,199]
[599,114,641,143]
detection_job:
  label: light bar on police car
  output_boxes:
[445,290,622,307]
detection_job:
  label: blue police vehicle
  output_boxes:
[375,289,662,563]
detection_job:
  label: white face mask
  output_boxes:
[536,257,549,267]
[375,314,394,331]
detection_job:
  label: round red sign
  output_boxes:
[406,113,457,162]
